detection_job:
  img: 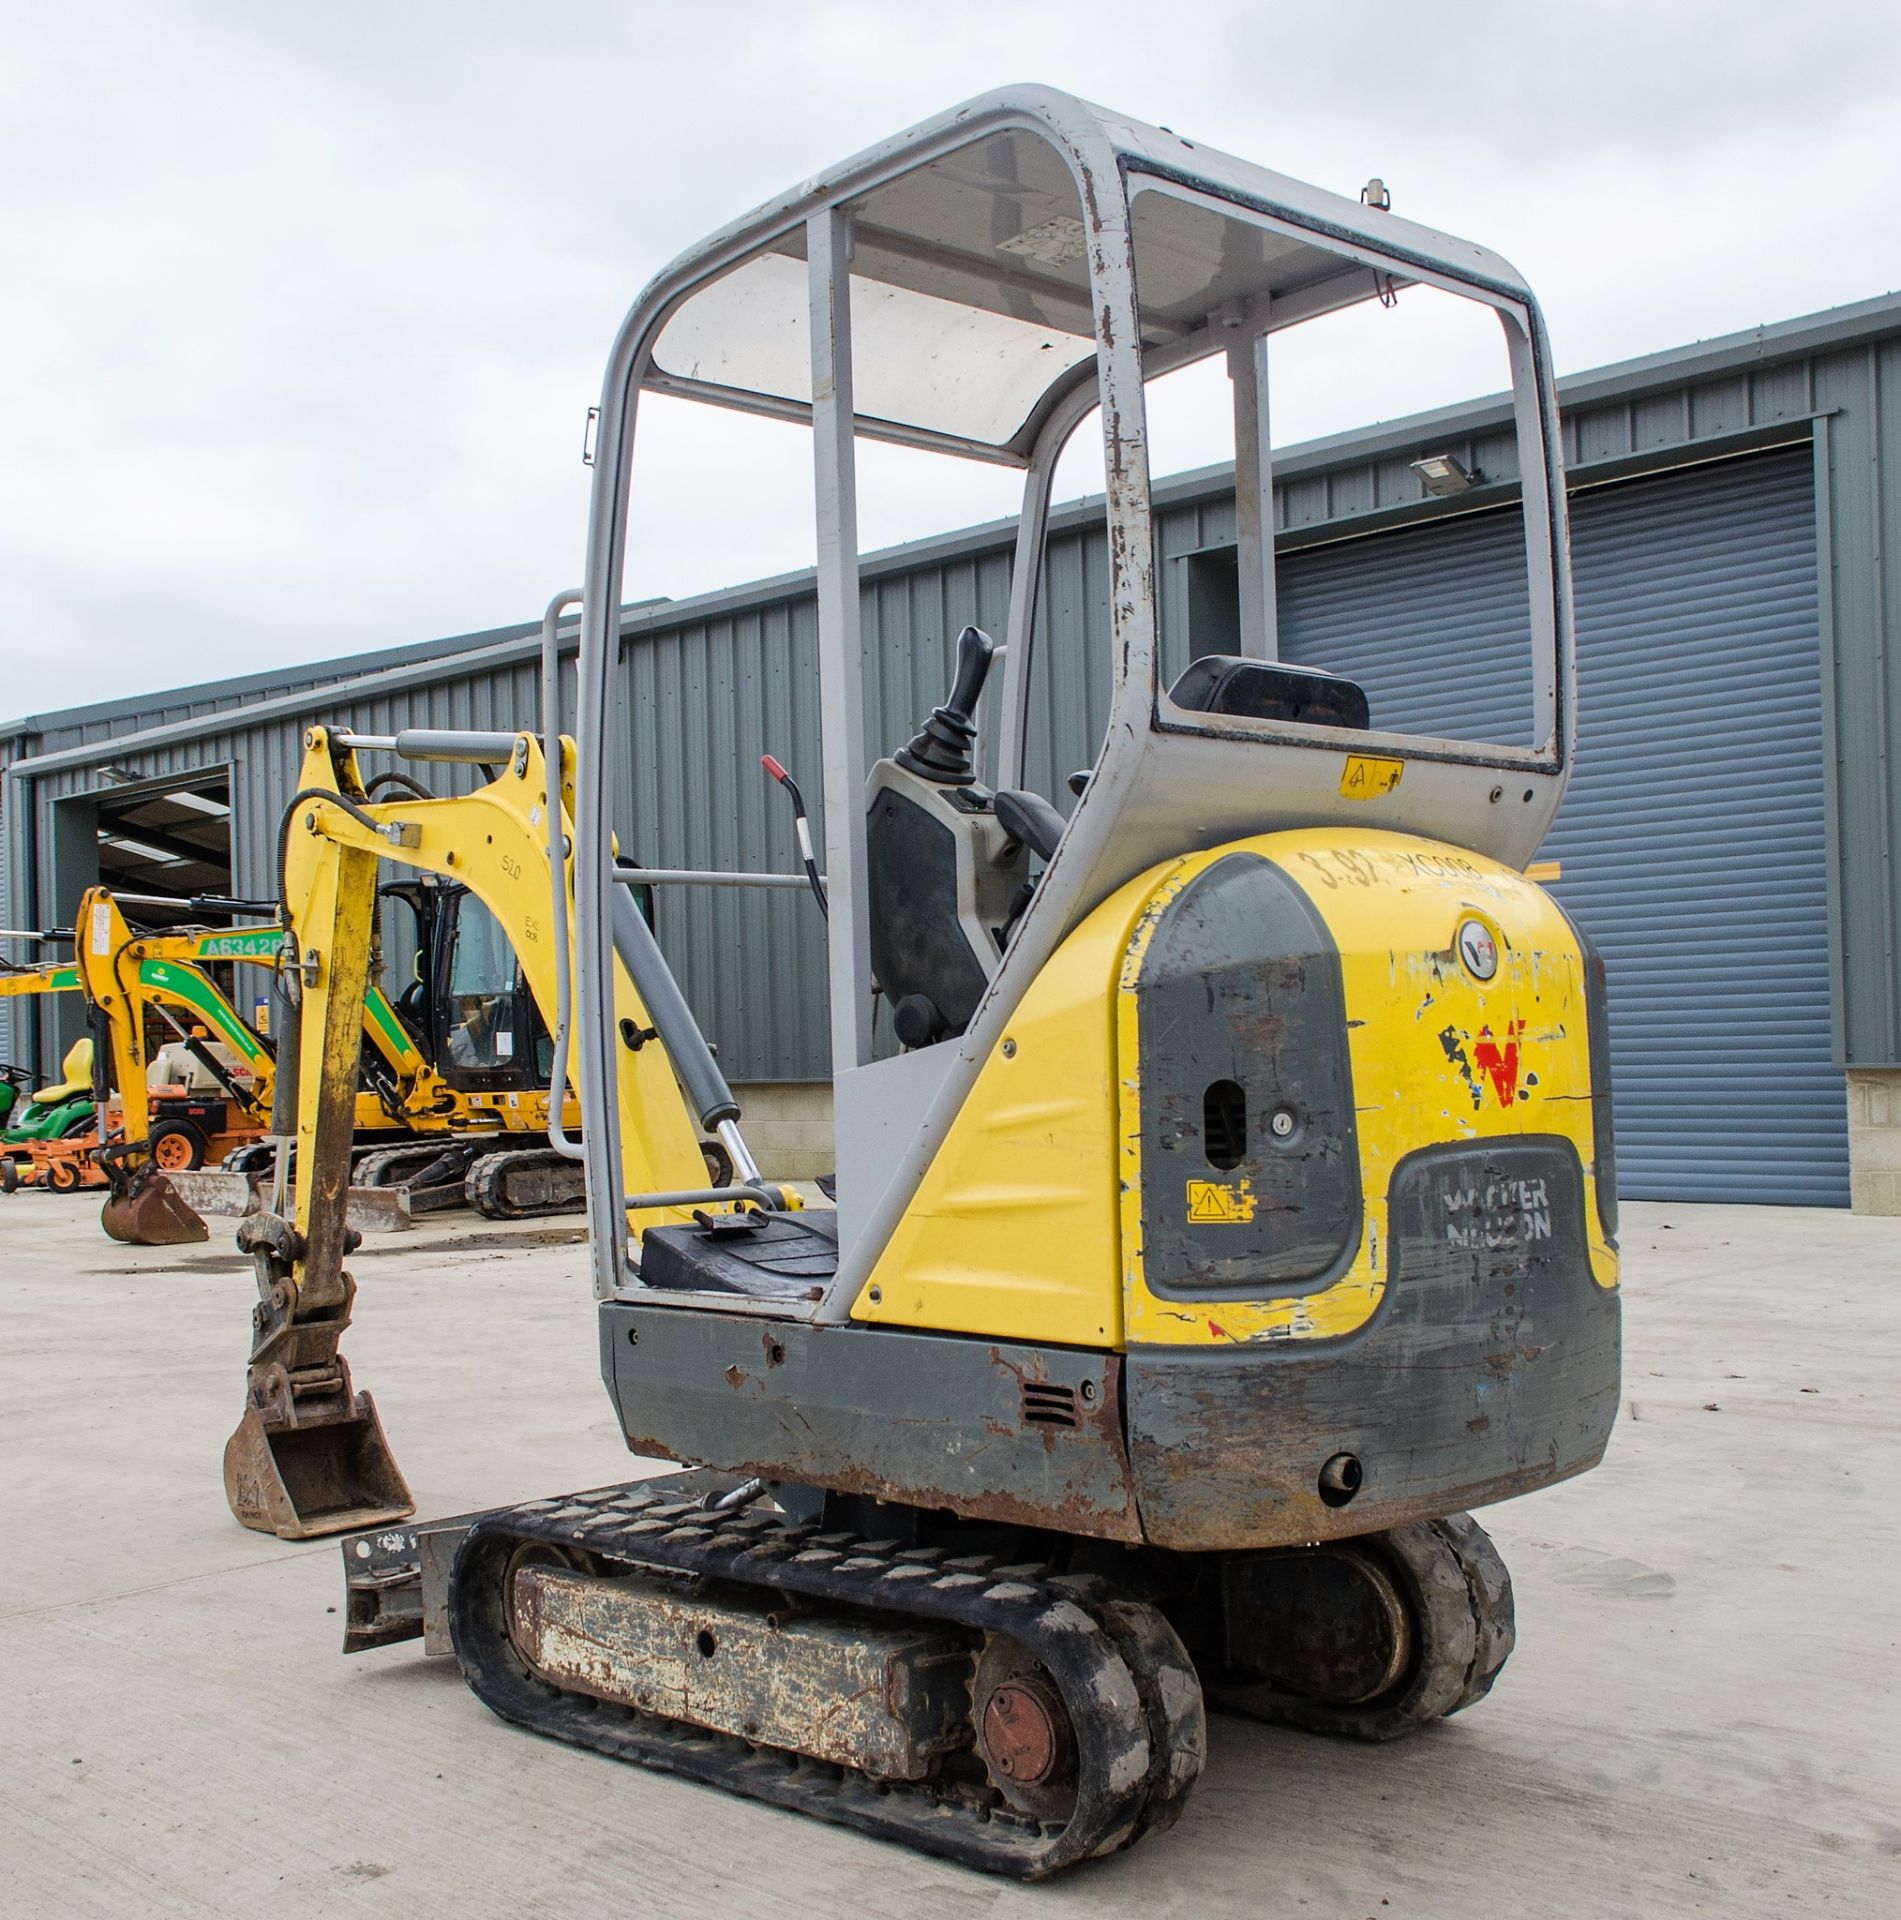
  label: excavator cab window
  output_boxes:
[374,878,552,1092]
[443,896,518,1071]
[377,882,433,1041]
[435,890,551,1093]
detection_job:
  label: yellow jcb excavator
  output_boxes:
[4,880,594,1240]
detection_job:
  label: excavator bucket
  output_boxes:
[100,1164,209,1245]
[223,1384,413,1540]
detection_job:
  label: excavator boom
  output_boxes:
[224,722,768,1537]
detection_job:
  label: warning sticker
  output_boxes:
[1186,1178,1257,1224]
[91,902,111,955]
[1340,754,1404,798]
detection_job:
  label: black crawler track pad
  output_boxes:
[447,1481,1205,1879]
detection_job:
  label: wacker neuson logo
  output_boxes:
[1442,1175,1552,1249]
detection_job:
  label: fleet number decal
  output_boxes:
[197,929,282,958]
[1339,754,1404,798]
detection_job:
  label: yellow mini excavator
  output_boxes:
[276,91,1617,1878]
[3,898,303,1238]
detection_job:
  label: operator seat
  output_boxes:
[1166,654,1370,729]
[31,1037,94,1106]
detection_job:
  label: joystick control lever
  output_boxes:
[895,625,994,787]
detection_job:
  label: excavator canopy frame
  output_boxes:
[569,84,1576,1311]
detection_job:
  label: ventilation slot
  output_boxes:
[1203,1078,1247,1170]
[1020,1381,1079,1428]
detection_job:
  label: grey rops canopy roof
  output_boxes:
[640,85,1537,462]
[565,84,1572,1312]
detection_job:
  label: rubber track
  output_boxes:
[448,1479,1204,1879]
[1210,1513,1516,1741]
[464,1146,586,1221]
[1431,1511,1516,1714]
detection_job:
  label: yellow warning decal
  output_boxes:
[1340,754,1404,799]
[1186,1179,1257,1224]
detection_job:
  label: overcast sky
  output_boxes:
[4,1,1898,723]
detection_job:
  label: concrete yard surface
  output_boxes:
[1,1195,1896,1917]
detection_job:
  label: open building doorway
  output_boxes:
[92,773,234,926]
[38,771,236,1070]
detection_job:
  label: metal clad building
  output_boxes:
[8,295,1901,1208]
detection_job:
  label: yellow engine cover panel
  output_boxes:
[855,827,1617,1349]
[851,871,1157,1347]
[1122,828,1617,1348]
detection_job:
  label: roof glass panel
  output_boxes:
[650,127,1103,450]
[1127,186,1377,328]
[650,249,1095,448]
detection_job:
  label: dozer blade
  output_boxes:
[223,1390,414,1540]
[100,1169,208,1245]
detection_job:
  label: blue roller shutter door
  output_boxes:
[1277,445,1845,1205]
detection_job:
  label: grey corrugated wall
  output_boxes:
[8,297,1901,1168]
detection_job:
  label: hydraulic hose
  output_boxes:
[363,771,434,802]
[274,785,393,920]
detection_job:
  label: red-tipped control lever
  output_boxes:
[762,754,828,920]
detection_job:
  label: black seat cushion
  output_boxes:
[639,1208,839,1300]
[1168,655,1369,731]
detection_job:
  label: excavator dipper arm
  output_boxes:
[225,725,739,1538]
[224,826,411,1538]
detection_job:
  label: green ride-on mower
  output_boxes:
[1,1039,99,1144]
[0,1041,102,1194]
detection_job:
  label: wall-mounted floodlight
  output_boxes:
[1410,452,1478,497]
